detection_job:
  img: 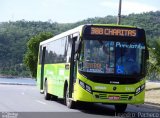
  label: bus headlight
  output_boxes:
[79,80,92,94]
[135,84,145,96]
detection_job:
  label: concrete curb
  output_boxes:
[146,88,160,91]
[0,82,36,86]
[145,102,160,107]
[135,103,160,110]
[142,102,160,110]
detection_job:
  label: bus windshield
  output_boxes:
[79,39,145,75]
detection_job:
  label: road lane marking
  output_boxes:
[35,100,46,105]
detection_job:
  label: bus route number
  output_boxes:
[91,27,137,37]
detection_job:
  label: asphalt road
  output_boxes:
[0,84,160,118]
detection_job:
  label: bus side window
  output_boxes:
[64,37,69,61]
[66,36,72,63]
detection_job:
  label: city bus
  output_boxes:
[37,24,148,112]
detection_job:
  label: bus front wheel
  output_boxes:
[44,80,51,100]
[64,86,75,109]
[114,104,127,113]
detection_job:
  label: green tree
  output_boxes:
[24,32,53,78]
[147,38,160,80]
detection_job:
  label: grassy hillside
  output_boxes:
[0,11,159,77]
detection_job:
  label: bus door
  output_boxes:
[69,35,80,98]
[40,46,46,91]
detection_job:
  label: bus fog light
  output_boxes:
[79,80,92,94]
[135,84,145,96]
[135,87,140,95]
[86,85,92,93]
[79,80,85,89]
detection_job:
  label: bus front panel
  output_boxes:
[73,72,145,104]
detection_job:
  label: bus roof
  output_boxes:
[40,25,84,45]
[40,24,137,45]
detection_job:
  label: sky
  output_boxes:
[0,0,159,23]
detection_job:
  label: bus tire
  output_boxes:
[114,104,127,113]
[44,80,51,100]
[64,86,75,109]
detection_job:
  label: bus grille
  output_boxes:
[120,95,129,100]
[99,94,107,99]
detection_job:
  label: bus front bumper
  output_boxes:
[73,82,145,104]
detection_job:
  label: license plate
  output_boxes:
[108,96,120,100]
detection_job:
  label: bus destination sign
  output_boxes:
[90,27,137,37]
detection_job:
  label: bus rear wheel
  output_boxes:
[44,80,51,100]
[114,104,127,113]
[64,86,75,109]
